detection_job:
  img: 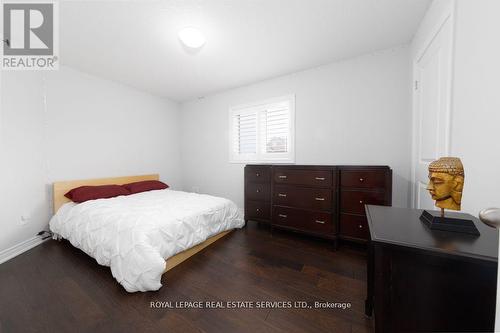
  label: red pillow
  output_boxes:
[65,185,130,203]
[123,180,169,194]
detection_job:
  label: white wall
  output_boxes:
[450,0,500,215]
[411,0,454,58]
[0,71,47,255]
[0,66,182,254]
[180,46,412,209]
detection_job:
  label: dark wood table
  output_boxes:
[365,205,498,333]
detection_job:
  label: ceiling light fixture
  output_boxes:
[178,27,206,49]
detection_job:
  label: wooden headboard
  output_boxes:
[53,174,159,213]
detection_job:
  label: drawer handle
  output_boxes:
[315,177,326,181]
[279,214,287,218]
[359,200,364,204]
[278,175,287,179]
[315,197,325,201]
[256,208,260,212]
[358,224,363,229]
[359,178,364,182]
[256,173,260,177]
[315,220,326,224]
[278,193,287,197]
[256,189,261,193]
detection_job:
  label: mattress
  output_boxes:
[49,189,244,292]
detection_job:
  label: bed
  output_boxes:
[49,174,244,292]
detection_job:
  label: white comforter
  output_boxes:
[49,189,244,292]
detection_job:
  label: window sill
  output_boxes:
[229,160,295,164]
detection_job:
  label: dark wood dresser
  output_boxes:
[339,166,392,242]
[244,165,392,246]
[244,165,272,223]
[365,205,498,332]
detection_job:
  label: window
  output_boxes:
[229,95,295,163]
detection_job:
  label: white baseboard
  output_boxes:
[0,235,50,265]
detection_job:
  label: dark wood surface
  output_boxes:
[365,205,498,333]
[244,165,272,225]
[244,200,271,220]
[273,168,334,188]
[245,165,392,245]
[338,167,392,243]
[244,166,271,183]
[340,214,370,240]
[271,166,338,243]
[273,206,335,235]
[0,222,373,333]
[340,170,387,189]
[273,185,333,211]
[245,182,271,201]
[340,191,386,215]
[366,205,498,261]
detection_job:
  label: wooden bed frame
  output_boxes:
[52,174,232,273]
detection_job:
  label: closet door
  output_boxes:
[412,11,454,210]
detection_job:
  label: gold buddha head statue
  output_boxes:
[426,157,465,211]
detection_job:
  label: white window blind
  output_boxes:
[235,112,257,154]
[229,95,295,163]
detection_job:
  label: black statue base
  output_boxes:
[420,210,480,236]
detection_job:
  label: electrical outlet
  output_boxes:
[20,214,31,225]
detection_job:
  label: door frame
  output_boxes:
[410,2,456,209]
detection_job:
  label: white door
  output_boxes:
[412,14,454,210]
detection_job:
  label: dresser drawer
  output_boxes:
[245,166,271,183]
[340,190,386,215]
[245,183,271,201]
[273,206,334,234]
[340,214,369,240]
[274,168,333,187]
[340,170,387,189]
[274,185,333,211]
[245,200,271,220]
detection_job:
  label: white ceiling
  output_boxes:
[60,0,430,102]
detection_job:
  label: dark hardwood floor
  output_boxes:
[0,223,372,333]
